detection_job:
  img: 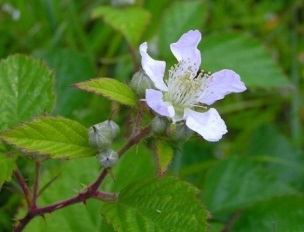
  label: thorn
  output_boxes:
[107,169,115,182]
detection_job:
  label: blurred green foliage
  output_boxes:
[0,0,303,231]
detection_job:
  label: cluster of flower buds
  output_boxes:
[88,120,120,168]
[151,116,194,142]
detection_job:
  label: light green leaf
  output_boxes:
[73,78,137,106]
[92,6,151,48]
[232,195,304,232]
[203,157,296,216]
[0,54,55,131]
[155,140,174,177]
[0,153,16,189]
[0,116,96,159]
[101,177,208,232]
[200,32,290,88]
[159,1,206,57]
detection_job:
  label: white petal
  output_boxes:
[139,42,168,91]
[146,89,175,118]
[184,108,227,142]
[170,30,202,75]
[198,69,247,105]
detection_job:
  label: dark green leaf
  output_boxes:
[102,177,208,232]
[232,195,304,232]
[200,32,290,88]
[203,157,296,216]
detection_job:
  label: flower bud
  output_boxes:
[130,70,154,95]
[169,122,194,142]
[151,116,167,134]
[98,149,118,168]
[88,120,120,149]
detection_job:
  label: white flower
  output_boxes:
[140,30,247,142]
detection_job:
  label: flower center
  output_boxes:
[166,60,205,108]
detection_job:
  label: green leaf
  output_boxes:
[34,49,94,118]
[203,157,296,216]
[154,140,174,177]
[92,6,151,48]
[200,32,290,88]
[0,153,16,189]
[0,54,55,131]
[0,116,96,159]
[248,125,304,190]
[101,177,208,232]
[232,195,304,232]
[159,1,206,58]
[73,78,137,106]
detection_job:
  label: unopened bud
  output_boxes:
[88,120,120,149]
[169,122,193,142]
[151,116,167,134]
[98,149,118,168]
[130,70,154,95]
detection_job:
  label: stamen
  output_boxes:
[166,60,206,107]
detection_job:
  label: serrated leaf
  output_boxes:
[101,177,208,232]
[232,195,304,232]
[155,140,174,177]
[0,54,55,131]
[0,116,96,159]
[203,157,296,216]
[159,1,206,57]
[73,78,136,106]
[0,153,16,189]
[200,32,290,88]
[92,6,151,48]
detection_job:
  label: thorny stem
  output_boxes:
[14,125,152,232]
[14,169,31,207]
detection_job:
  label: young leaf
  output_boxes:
[200,32,290,88]
[101,177,208,232]
[0,153,16,189]
[154,140,174,177]
[92,6,151,48]
[0,116,96,159]
[0,54,55,131]
[232,195,304,232]
[73,78,137,106]
[203,157,296,216]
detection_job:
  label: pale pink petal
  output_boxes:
[146,89,175,118]
[198,69,247,105]
[170,30,202,75]
[139,42,168,91]
[184,108,227,142]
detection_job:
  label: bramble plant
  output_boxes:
[0,29,246,232]
[1,1,303,232]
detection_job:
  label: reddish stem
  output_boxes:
[14,125,152,232]
[31,161,41,209]
[14,169,31,207]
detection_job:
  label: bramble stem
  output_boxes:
[14,169,31,207]
[31,161,41,209]
[14,125,152,232]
